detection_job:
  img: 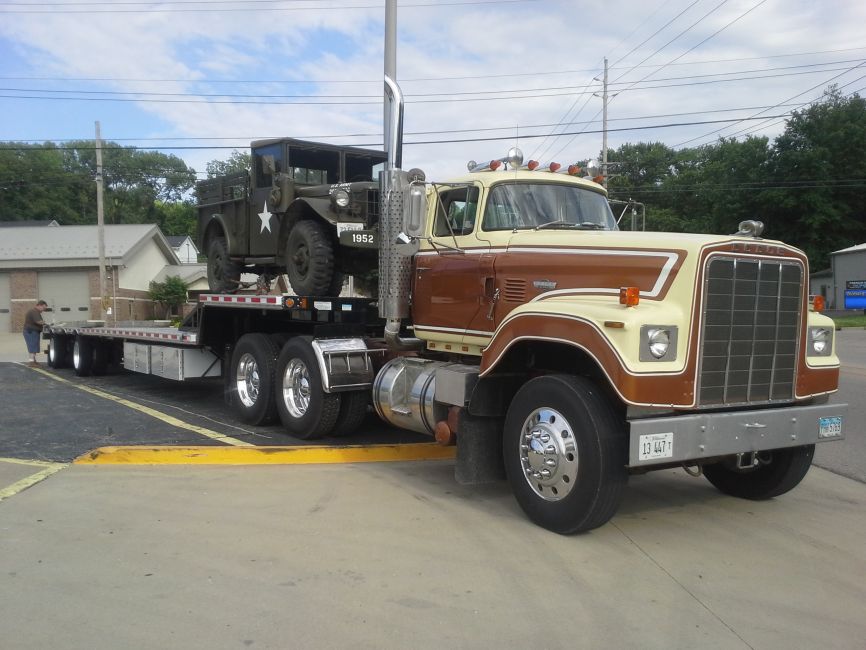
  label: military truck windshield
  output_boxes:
[482,182,616,232]
[288,147,340,185]
[346,153,387,182]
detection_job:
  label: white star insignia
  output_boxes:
[258,203,273,233]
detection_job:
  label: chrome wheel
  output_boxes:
[519,407,578,501]
[72,339,82,369]
[282,358,311,418]
[235,352,260,408]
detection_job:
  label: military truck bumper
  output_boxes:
[628,402,847,467]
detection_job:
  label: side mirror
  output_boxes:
[403,181,427,239]
[262,155,277,175]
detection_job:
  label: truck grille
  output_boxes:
[698,257,803,406]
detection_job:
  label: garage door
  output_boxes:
[38,271,91,324]
[0,273,9,332]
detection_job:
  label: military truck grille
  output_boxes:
[697,257,803,406]
[365,189,380,222]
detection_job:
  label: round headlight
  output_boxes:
[333,189,350,208]
[647,328,670,359]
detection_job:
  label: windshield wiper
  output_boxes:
[535,220,606,230]
[535,220,577,230]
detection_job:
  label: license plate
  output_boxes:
[638,432,673,461]
[339,229,377,248]
[818,416,843,438]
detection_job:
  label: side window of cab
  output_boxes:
[433,185,480,237]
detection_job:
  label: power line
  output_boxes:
[0,0,537,13]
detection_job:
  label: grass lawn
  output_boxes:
[831,314,866,328]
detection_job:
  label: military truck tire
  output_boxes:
[703,445,815,500]
[207,236,241,293]
[503,375,628,534]
[229,333,279,425]
[285,220,335,296]
[72,336,94,377]
[275,337,341,439]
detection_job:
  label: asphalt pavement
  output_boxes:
[1,331,865,649]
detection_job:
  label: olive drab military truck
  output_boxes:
[196,138,387,295]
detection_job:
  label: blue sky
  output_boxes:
[1,0,865,180]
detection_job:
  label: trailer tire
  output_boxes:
[503,375,628,534]
[207,236,241,293]
[275,337,341,439]
[48,336,69,369]
[703,445,815,500]
[229,333,279,425]
[285,220,335,296]
[331,390,369,437]
[92,342,111,375]
[72,336,94,377]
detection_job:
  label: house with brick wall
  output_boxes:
[0,224,186,332]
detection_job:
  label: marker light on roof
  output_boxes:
[567,164,582,176]
[489,160,502,171]
[548,162,561,172]
[527,160,539,171]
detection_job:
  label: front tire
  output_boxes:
[285,220,335,296]
[207,236,241,293]
[703,445,815,500]
[229,334,279,425]
[503,375,628,534]
[275,337,341,439]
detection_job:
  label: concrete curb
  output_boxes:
[74,443,457,465]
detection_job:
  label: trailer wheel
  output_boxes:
[92,342,111,375]
[703,445,815,500]
[275,337,341,439]
[331,390,370,437]
[230,333,279,425]
[72,337,94,377]
[48,336,69,369]
[207,236,241,293]
[285,220,335,296]
[503,375,628,534]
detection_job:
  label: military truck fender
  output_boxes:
[201,215,238,256]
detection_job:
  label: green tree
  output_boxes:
[0,141,197,225]
[154,200,197,238]
[206,150,251,178]
[148,275,189,318]
[764,87,866,269]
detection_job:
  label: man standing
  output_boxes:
[23,299,48,367]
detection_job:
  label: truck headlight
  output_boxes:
[331,188,350,208]
[640,325,678,361]
[808,326,832,356]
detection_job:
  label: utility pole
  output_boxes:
[601,57,609,188]
[95,121,107,321]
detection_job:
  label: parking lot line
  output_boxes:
[75,444,457,465]
[0,458,67,502]
[29,366,253,447]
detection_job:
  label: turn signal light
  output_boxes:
[811,295,826,312]
[619,287,640,307]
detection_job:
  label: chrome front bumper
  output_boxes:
[628,402,847,467]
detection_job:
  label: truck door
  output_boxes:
[249,143,283,256]
[412,184,495,341]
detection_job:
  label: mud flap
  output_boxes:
[455,411,505,485]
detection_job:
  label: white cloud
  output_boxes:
[1,0,865,179]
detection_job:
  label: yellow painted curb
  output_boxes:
[75,443,457,465]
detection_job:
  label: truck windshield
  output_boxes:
[481,182,617,232]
